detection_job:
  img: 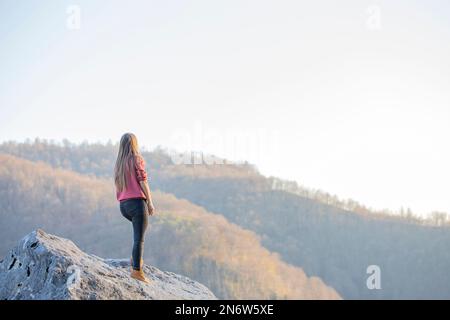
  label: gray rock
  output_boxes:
[0,229,217,300]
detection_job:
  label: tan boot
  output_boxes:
[130,269,150,284]
[130,257,148,283]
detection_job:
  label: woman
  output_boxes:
[114,133,155,283]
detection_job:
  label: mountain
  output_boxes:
[153,165,450,299]
[0,153,340,300]
[0,229,216,300]
[2,140,450,299]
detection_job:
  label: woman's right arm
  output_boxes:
[135,155,155,216]
[139,180,155,215]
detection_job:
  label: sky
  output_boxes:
[1,0,450,216]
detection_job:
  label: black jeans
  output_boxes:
[120,198,149,270]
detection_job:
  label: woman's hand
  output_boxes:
[146,200,155,216]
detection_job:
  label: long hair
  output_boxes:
[114,133,140,192]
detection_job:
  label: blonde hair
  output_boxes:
[114,133,140,192]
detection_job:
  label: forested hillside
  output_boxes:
[1,139,450,299]
[0,153,339,299]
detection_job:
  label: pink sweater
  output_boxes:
[116,155,148,202]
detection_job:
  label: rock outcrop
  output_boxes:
[0,230,217,300]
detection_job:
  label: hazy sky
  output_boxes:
[1,0,450,216]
